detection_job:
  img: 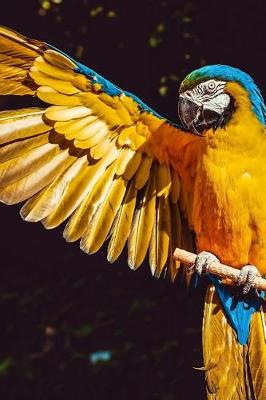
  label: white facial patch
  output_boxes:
[204,93,231,114]
[182,79,230,115]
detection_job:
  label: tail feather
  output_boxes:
[247,303,266,399]
[202,285,265,400]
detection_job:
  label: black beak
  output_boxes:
[178,96,221,135]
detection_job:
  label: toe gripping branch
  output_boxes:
[173,248,266,292]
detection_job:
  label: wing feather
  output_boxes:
[0,142,60,188]
[42,148,119,229]
[0,26,194,279]
[168,202,183,281]
[156,163,171,197]
[0,149,72,204]
[107,181,137,262]
[116,148,135,176]
[0,132,50,163]
[20,156,84,222]
[80,175,127,254]
[134,155,153,189]
[128,167,156,269]
[0,108,50,145]
[37,86,82,106]
[63,162,117,242]
[149,196,171,277]
[123,152,142,180]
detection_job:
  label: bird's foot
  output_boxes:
[193,251,219,276]
[237,265,261,294]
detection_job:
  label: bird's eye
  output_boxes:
[206,80,216,92]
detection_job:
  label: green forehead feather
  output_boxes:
[180,71,207,93]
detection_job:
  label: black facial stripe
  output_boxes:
[205,90,224,100]
[188,80,226,102]
[197,88,225,102]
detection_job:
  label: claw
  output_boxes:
[194,251,220,276]
[237,265,261,294]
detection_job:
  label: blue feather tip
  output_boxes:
[208,274,264,345]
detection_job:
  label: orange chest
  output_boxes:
[190,151,266,274]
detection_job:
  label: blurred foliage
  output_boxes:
[0,0,266,399]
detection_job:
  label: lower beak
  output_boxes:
[178,96,220,135]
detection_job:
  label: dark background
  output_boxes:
[0,1,265,399]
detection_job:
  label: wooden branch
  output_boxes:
[173,248,266,291]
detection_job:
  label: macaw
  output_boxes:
[0,26,265,399]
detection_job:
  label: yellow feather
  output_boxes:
[54,115,96,139]
[116,148,135,176]
[107,181,137,262]
[0,27,39,60]
[118,126,146,150]
[156,163,171,197]
[72,74,91,91]
[98,93,121,108]
[81,92,132,127]
[0,108,50,144]
[37,86,82,106]
[63,162,117,242]
[90,138,112,160]
[123,152,142,180]
[168,202,183,282]
[0,53,30,68]
[170,168,181,203]
[119,95,139,117]
[0,63,27,80]
[134,156,153,189]
[34,56,76,81]
[136,121,150,137]
[0,143,60,188]
[20,155,84,222]
[98,93,133,123]
[247,305,266,399]
[43,49,76,70]
[45,106,91,121]
[0,79,34,95]
[140,111,164,132]
[42,148,119,229]
[74,119,108,141]
[149,196,170,277]
[202,286,251,400]
[74,125,109,149]
[128,168,156,269]
[30,67,80,95]
[0,149,71,204]
[80,176,127,254]
[0,132,50,163]
[117,126,136,147]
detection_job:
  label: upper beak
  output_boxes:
[178,96,202,134]
[178,95,221,135]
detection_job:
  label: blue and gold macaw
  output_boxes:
[0,26,266,399]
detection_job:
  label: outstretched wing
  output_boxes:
[0,26,194,280]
